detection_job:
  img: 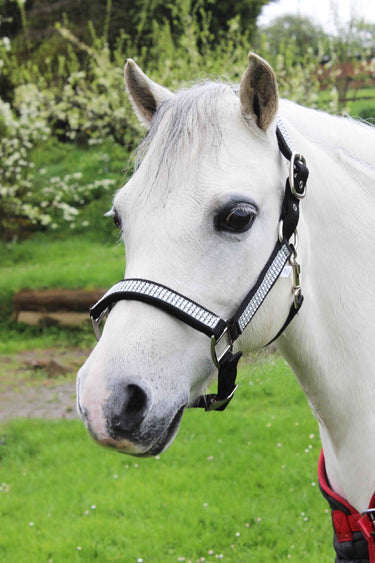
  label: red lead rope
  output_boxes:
[318,450,375,561]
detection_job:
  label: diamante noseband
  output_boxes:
[90,119,309,411]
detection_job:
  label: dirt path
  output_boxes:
[0,348,89,421]
[0,347,274,422]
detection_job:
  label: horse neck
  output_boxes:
[276,102,375,512]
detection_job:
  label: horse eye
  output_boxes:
[113,211,122,230]
[216,203,257,233]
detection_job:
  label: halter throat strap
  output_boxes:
[89,121,309,412]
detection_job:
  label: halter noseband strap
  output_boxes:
[90,120,309,412]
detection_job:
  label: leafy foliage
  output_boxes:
[0,0,374,240]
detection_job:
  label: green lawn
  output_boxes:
[317,86,375,118]
[0,355,333,563]
[0,235,125,352]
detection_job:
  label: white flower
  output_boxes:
[2,37,11,51]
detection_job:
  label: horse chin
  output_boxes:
[134,405,185,457]
[88,405,185,458]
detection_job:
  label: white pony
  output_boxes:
[77,52,375,558]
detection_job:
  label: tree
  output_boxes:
[322,3,375,109]
[257,14,327,61]
[257,2,375,111]
[1,0,278,51]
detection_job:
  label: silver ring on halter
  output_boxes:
[289,153,307,199]
[278,221,299,250]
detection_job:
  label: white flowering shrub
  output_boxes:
[40,173,116,231]
[0,94,117,240]
[0,95,50,239]
[27,26,143,148]
[47,57,137,146]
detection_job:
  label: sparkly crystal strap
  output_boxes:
[90,242,292,344]
[276,117,295,155]
[235,242,292,335]
[90,279,227,340]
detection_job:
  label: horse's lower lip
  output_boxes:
[135,405,186,457]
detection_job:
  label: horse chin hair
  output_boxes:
[132,405,185,458]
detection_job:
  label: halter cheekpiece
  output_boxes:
[90,118,309,411]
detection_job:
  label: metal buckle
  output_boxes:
[289,153,307,199]
[91,308,108,341]
[277,227,302,309]
[278,221,299,250]
[289,245,302,309]
[210,327,233,368]
[205,385,238,411]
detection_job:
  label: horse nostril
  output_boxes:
[109,383,150,439]
[124,384,148,416]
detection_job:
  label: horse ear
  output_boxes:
[239,53,278,131]
[124,59,174,129]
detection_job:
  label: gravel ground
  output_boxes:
[0,347,274,422]
[0,348,89,421]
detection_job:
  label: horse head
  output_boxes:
[77,53,298,456]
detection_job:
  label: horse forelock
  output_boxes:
[133,81,237,199]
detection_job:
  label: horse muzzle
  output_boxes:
[77,371,187,456]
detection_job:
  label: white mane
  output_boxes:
[134,82,235,199]
[135,83,375,203]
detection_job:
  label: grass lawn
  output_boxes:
[1,235,124,290]
[317,86,375,118]
[0,354,333,563]
[0,235,125,352]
